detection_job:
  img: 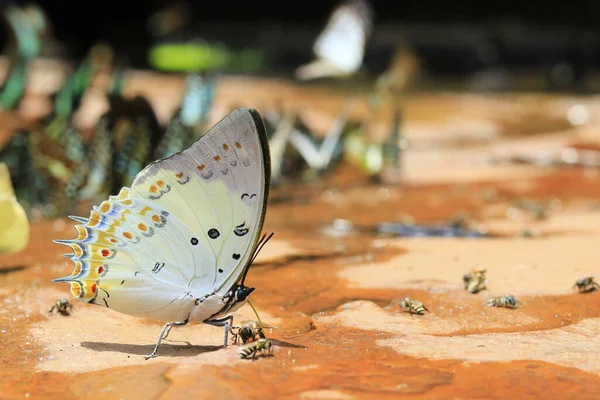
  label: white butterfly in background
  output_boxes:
[53,108,272,359]
[296,0,374,81]
[265,100,355,183]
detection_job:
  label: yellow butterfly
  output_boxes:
[0,162,30,254]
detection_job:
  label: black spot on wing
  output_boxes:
[208,229,220,239]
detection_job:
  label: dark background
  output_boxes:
[2,1,599,82]
[6,1,599,51]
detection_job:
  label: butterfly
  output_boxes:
[0,162,29,254]
[295,0,373,80]
[263,101,355,184]
[53,108,272,359]
[78,94,163,202]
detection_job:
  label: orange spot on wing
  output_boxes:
[138,223,147,232]
[98,266,105,274]
[122,199,132,205]
[235,141,242,149]
[91,284,97,293]
[139,206,152,216]
[176,172,184,179]
[213,155,221,162]
[157,180,165,187]
[101,249,110,257]
[197,164,205,171]
[123,232,133,239]
[110,238,117,243]
[149,185,158,193]
[99,202,110,213]
[119,210,131,222]
[152,215,160,222]
[223,143,229,150]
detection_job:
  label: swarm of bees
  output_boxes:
[399,298,429,315]
[573,277,600,293]
[463,267,488,294]
[488,295,519,309]
[239,338,273,360]
[48,298,73,316]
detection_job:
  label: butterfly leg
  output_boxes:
[162,324,175,340]
[145,320,189,360]
[204,315,233,347]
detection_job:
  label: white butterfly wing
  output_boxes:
[313,0,373,73]
[54,108,270,322]
[129,108,270,295]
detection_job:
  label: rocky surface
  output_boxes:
[2,82,600,399]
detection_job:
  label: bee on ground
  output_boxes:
[573,277,600,293]
[49,298,74,316]
[232,320,267,344]
[399,298,429,315]
[463,267,487,294]
[487,295,519,309]
[239,338,273,360]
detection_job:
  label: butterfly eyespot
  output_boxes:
[223,143,229,150]
[208,229,220,239]
[232,253,241,260]
[101,249,110,257]
[138,223,147,232]
[123,232,133,239]
[149,185,158,193]
[190,237,198,245]
[235,141,242,149]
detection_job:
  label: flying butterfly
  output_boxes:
[53,108,273,359]
[296,0,373,80]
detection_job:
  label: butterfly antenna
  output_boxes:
[249,232,275,266]
[241,232,275,286]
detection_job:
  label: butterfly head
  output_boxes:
[220,285,255,316]
[235,285,255,303]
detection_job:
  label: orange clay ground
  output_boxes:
[1,74,600,399]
